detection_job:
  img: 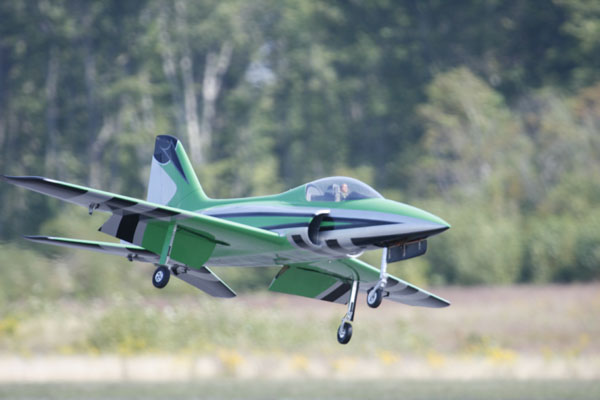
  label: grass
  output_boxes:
[0,284,599,382]
[1,380,599,400]
[2,284,599,356]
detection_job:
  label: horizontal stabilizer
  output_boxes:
[24,235,159,263]
[25,235,236,298]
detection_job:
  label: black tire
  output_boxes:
[367,287,383,308]
[152,266,170,289]
[337,322,353,344]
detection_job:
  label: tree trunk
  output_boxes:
[199,41,233,164]
[180,52,201,164]
[158,5,185,139]
[45,46,59,176]
[174,0,202,165]
[0,43,9,173]
[89,116,116,188]
[80,5,102,185]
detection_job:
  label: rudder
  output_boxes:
[147,135,209,209]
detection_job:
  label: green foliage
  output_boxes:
[1,0,599,292]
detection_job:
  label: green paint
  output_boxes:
[269,266,338,298]
[170,227,216,269]
[159,223,176,264]
[338,198,450,227]
[141,221,169,256]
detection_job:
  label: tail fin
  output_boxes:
[147,135,209,209]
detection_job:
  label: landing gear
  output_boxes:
[367,247,389,308]
[337,280,359,345]
[367,287,383,308]
[152,265,170,289]
[337,322,353,344]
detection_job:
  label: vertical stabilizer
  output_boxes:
[147,135,209,209]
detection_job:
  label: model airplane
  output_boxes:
[2,135,450,344]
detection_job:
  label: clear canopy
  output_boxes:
[305,176,383,202]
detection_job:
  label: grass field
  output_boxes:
[0,284,599,384]
[1,380,600,400]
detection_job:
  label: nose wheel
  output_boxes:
[152,265,170,289]
[367,287,383,308]
[367,247,389,308]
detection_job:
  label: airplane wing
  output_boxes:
[269,257,450,308]
[24,235,236,298]
[2,176,289,264]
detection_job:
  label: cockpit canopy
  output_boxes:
[305,176,383,202]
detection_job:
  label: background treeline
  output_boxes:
[0,0,599,298]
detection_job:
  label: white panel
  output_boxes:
[146,158,177,205]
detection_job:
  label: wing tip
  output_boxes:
[23,235,49,242]
[2,175,48,185]
[217,291,237,299]
[428,297,451,308]
[1,174,18,183]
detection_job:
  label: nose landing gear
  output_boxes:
[367,247,389,309]
[367,287,383,308]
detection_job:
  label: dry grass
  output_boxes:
[0,284,599,381]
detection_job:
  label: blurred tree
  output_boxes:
[0,0,599,289]
[416,67,532,205]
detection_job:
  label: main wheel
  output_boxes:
[152,266,170,289]
[337,322,353,344]
[367,287,383,308]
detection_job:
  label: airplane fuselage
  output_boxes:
[200,194,449,267]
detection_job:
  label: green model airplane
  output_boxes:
[2,135,450,344]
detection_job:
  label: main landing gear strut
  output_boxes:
[337,279,358,344]
[336,248,389,345]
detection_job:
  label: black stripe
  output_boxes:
[105,197,138,209]
[116,213,140,243]
[322,282,352,302]
[326,239,343,250]
[351,227,448,247]
[292,234,310,248]
[9,177,88,198]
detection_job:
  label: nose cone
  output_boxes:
[372,199,449,228]
[377,199,450,239]
[399,202,451,231]
[330,198,450,249]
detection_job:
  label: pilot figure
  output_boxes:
[340,183,349,200]
[334,183,350,202]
